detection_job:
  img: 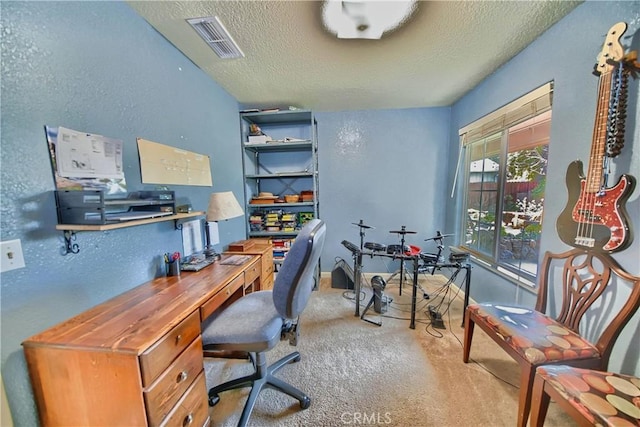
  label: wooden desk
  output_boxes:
[225,240,274,291]
[22,254,261,427]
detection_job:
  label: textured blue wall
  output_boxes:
[448,1,640,375]
[0,3,244,425]
[3,1,640,425]
[316,108,450,275]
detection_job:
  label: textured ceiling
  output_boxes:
[128,1,581,112]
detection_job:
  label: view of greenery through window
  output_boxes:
[463,110,550,285]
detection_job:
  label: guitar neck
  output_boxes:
[585,70,612,193]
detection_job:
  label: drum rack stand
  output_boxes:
[386,265,413,287]
[424,260,472,327]
[342,220,375,318]
[343,222,473,329]
[386,226,417,296]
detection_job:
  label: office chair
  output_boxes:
[201,219,326,427]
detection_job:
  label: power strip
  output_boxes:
[428,305,445,329]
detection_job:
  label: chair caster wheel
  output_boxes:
[208,394,220,406]
[293,354,301,363]
[300,396,311,409]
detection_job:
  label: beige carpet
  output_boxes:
[205,274,576,426]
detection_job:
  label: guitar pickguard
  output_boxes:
[557,160,635,253]
[571,176,632,251]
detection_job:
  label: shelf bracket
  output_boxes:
[174,213,205,230]
[62,230,80,255]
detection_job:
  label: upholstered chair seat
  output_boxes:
[202,291,282,352]
[467,304,599,365]
[530,365,640,426]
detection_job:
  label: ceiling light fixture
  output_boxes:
[322,0,417,40]
[187,16,245,59]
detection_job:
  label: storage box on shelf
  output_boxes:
[53,190,204,255]
[272,237,292,262]
[55,189,176,225]
[54,190,204,231]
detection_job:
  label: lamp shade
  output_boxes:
[206,191,244,222]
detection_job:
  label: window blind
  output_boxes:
[458,82,553,146]
[451,81,553,198]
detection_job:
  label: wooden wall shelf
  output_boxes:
[56,212,205,255]
[56,211,205,232]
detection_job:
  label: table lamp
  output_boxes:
[204,191,244,258]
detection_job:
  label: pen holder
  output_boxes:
[167,261,180,277]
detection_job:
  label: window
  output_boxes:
[459,83,552,286]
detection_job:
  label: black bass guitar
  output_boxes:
[557,22,636,253]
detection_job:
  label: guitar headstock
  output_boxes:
[595,22,627,75]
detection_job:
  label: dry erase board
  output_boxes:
[137,138,213,187]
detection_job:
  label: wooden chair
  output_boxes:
[462,248,640,427]
[529,365,640,426]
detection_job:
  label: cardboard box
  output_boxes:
[248,135,270,144]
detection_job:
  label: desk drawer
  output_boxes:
[261,250,274,278]
[159,371,209,427]
[200,273,244,321]
[140,310,201,386]
[260,274,274,291]
[145,336,204,426]
[244,259,261,288]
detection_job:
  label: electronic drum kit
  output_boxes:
[342,220,465,329]
[345,222,456,271]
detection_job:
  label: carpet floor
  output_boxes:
[205,274,576,426]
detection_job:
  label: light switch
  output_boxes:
[1,239,26,273]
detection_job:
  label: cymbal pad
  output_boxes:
[352,222,374,229]
[389,229,417,234]
[425,233,454,241]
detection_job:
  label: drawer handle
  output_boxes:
[183,413,193,426]
[175,334,182,345]
[177,371,188,383]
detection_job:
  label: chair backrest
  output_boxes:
[535,248,640,365]
[273,219,326,319]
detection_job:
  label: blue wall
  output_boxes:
[316,108,450,275]
[448,1,640,375]
[1,3,245,425]
[2,1,640,425]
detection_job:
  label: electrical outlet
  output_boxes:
[1,239,26,273]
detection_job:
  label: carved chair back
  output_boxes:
[535,248,640,366]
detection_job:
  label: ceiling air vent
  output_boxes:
[186,16,245,59]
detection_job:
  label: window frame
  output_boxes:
[457,83,553,287]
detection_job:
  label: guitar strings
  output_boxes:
[577,69,612,246]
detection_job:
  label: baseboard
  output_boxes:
[320,271,391,280]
